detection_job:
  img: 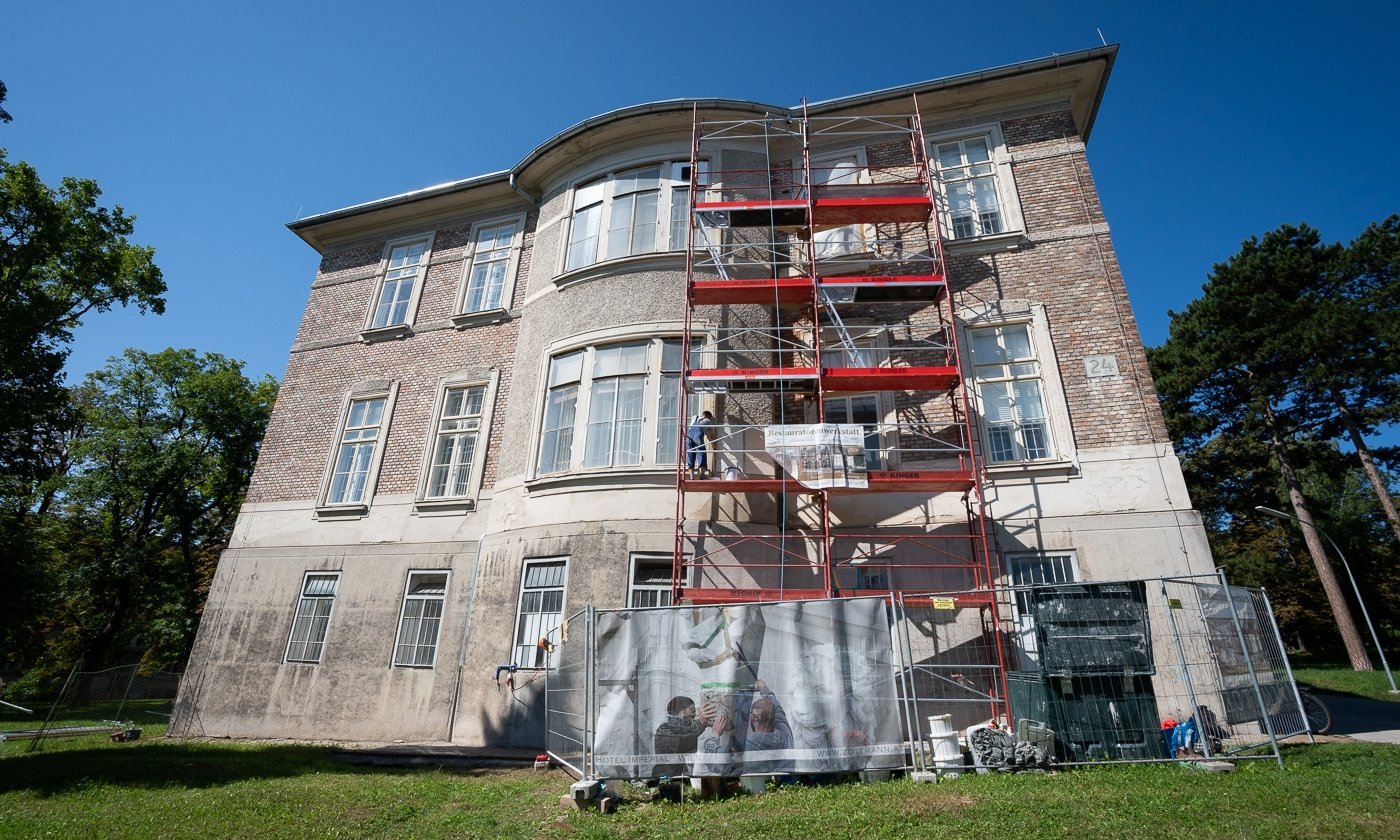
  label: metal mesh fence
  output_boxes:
[0,665,182,751]
[544,610,590,776]
[545,573,1304,780]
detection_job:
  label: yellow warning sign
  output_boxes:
[1167,598,1183,610]
[932,597,956,610]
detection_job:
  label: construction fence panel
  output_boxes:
[545,574,1302,779]
[583,597,906,780]
[544,608,590,777]
[2,665,182,750]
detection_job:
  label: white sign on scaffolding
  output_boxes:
[763,424,869,489]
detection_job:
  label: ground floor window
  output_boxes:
[285,573,340,663]
[392,572,449,667]
[514,559,568,667]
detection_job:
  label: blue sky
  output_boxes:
[4,1,1397,387]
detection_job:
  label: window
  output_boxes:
[564,161,701,272]
[824,394,883,470]
[325,395,390,506]
[536,338,696,476]
[424,385,486,500]
[970,324,1054,463]
[514,559,567,667]
[930,130,1019,242]
[629,554,674,608]
[810,151,866,260]
[1007,552,1078,668]
[457,216,524,318]
[285,573,339,663]
[393,572,448,667]
[367,236,431,330]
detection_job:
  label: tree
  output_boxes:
[0,80,12,123]
[46,348,276,669]
[0,149,165,495]
[1303,216,1400,543]
[1148,222,1395,670]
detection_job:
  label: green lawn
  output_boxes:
[2,737,1398,839]
[1290,663,1400,702]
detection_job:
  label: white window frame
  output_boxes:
[391,570,450,668]
[318,382,398,514]
[513,558,569,669]
[415,370,500,511]
[284,571,340,664]
[363,233,434,337]
[562,160,702,273]
[454,214,526,325]
[820,392,892,472]
[532,332,699,478]
[927,124,1023,245]
[1006,551,1080,669]
[969,322,1057,465]
[628,553,677,609]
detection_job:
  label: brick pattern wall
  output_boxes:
[945,108,1170,450]
[246,208,536,504]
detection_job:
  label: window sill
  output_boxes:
[525,467,677,496]
[554,252,687,290]
[413,497,477,516]
[451,308,511,328]
[943,230,1028,256]
[360,324,412,343]
[983,459,1077,484]
[314,503,369,520]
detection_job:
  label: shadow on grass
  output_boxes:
[0,740,387,797]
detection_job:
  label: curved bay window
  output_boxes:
[536,337,697,476]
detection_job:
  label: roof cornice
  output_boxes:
[289,45,1117,251]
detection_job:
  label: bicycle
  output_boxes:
[1298,686,1332,735]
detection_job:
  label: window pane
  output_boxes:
[538,385,578,474]
[584,378,618,468]
[566,203,601,270]
[632,192,658,254]
[1014,380,1047,420]
[988,425,1017,462]
[549,351,584,387]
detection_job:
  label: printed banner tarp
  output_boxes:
[764,424,868,489]
[589,597,903,779]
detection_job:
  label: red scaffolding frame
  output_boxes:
[672,100,999,611]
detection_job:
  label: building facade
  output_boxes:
[172,46,1215,747]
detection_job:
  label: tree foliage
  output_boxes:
[1149,220,1399,656]
[41,349,277,670]
[0,149,165,493]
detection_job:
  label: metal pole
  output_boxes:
[1254,505,1397,693]
[892,593,926,773]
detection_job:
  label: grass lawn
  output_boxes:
[2,736,1398,839]
[1290,663,1400,702]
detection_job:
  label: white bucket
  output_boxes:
[739,774,768,794]
[929,724,962,774]
[927,714,954,736]
[723,466,741,481]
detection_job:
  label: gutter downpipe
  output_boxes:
[508,171,539,207]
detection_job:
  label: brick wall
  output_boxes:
[246,208,535,505]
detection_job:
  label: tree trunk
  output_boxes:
[1334,392,1400,545]
[1262,402,1373,671]
[81,586,129,671]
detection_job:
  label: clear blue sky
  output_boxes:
[4,0,1397,386]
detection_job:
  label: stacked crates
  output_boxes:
[1009,581,1165,761]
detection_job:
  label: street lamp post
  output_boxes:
[1254,505,1398,693]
